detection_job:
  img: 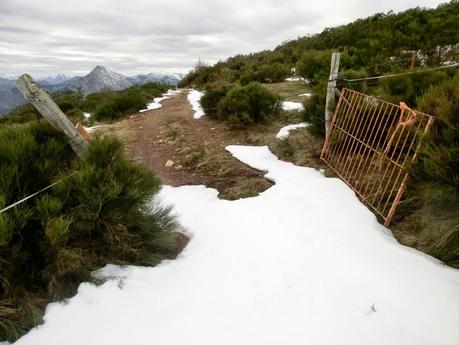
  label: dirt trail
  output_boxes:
[97,90,272,199]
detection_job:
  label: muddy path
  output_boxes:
[97,90,273,199]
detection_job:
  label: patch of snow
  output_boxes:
[282,101,304,111]
[139,89,181,113]
[84,125,100,133]
[285,76,306,82]
[298,92,312,97]
[187,90,205,119]
[139,96,169,112]
[83,112,91,118]
[165,89,181,96]
[13,146,459,345]
[276,123,309,140]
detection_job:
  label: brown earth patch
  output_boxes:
[95,90,273,200]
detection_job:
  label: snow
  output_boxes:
[298,92,312,97]
[285,76,306,82]
[139,96,168,112]
[83,112,91,118]
[282,101,304,111]
[276,123,309,140]
[13,146,459,345]
[84,125,100,133]
[165,89,181,96]
[187,89,205,119]
[139,89,180,112]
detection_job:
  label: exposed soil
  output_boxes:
[96,90,274,200]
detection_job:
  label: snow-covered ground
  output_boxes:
[298,92,311,97]
[276,123,309,140]
[285,76,307,82]
[282,101,304,111]
[13,146,459,345]
[139,89,181,112]
[187,89,205,119]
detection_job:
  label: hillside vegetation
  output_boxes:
[0,83,177,341]
[0,82,169,126]
[180,1,459,268]
[181,1,458,89]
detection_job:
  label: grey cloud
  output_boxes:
[0,0,445,77]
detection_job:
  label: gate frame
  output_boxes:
[321,88,434,226]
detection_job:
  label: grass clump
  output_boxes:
[0,122,177,342]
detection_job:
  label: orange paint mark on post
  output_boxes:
[75,123,90,140]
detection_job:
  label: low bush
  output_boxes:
[216,83,281,127]
[415,73,459,190]
[0,122,177,341]
[296,51,331,84]
[92,83,168,121]
[375,69,450,106]
[302,83,327,137]
[397,72,459,267]
[200,86,231,119]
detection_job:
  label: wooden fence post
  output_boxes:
[325,52,340,137]
[16,74,89,159]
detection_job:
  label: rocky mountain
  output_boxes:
[128,72,184,86]
[0,77,25,115]
[37,74,70,86]
[0,77,15,91]
[50,66,133,95]
[0,66,184,116]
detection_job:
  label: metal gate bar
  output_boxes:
[321,88,433,226]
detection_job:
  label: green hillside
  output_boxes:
[180,1,459,269]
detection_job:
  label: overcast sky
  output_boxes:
[0,0,445,77]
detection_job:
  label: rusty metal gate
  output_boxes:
[321,88,434,226]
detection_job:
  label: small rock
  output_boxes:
[165,160,174,167]
[175,165,183,170]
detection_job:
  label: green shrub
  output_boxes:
[404,73,459,267]
[217,83,281,127]
[200,86,231,119]
[302,83,327,137]
[92,85,168,121]
[375,70,450,106]
[296,51,331,84]
[414,73,459,190]
[0,123,177,342]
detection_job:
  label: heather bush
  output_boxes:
[0,122,177,342]
[217,83,281,127]
[200,85,232,119]
[92,83,168,121]
[302,82,327,137]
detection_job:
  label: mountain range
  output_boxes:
[0,66,184,116]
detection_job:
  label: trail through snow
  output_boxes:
[14,146,459,345]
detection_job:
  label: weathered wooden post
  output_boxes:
[325,52,340,137]
[16,74,89,159]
